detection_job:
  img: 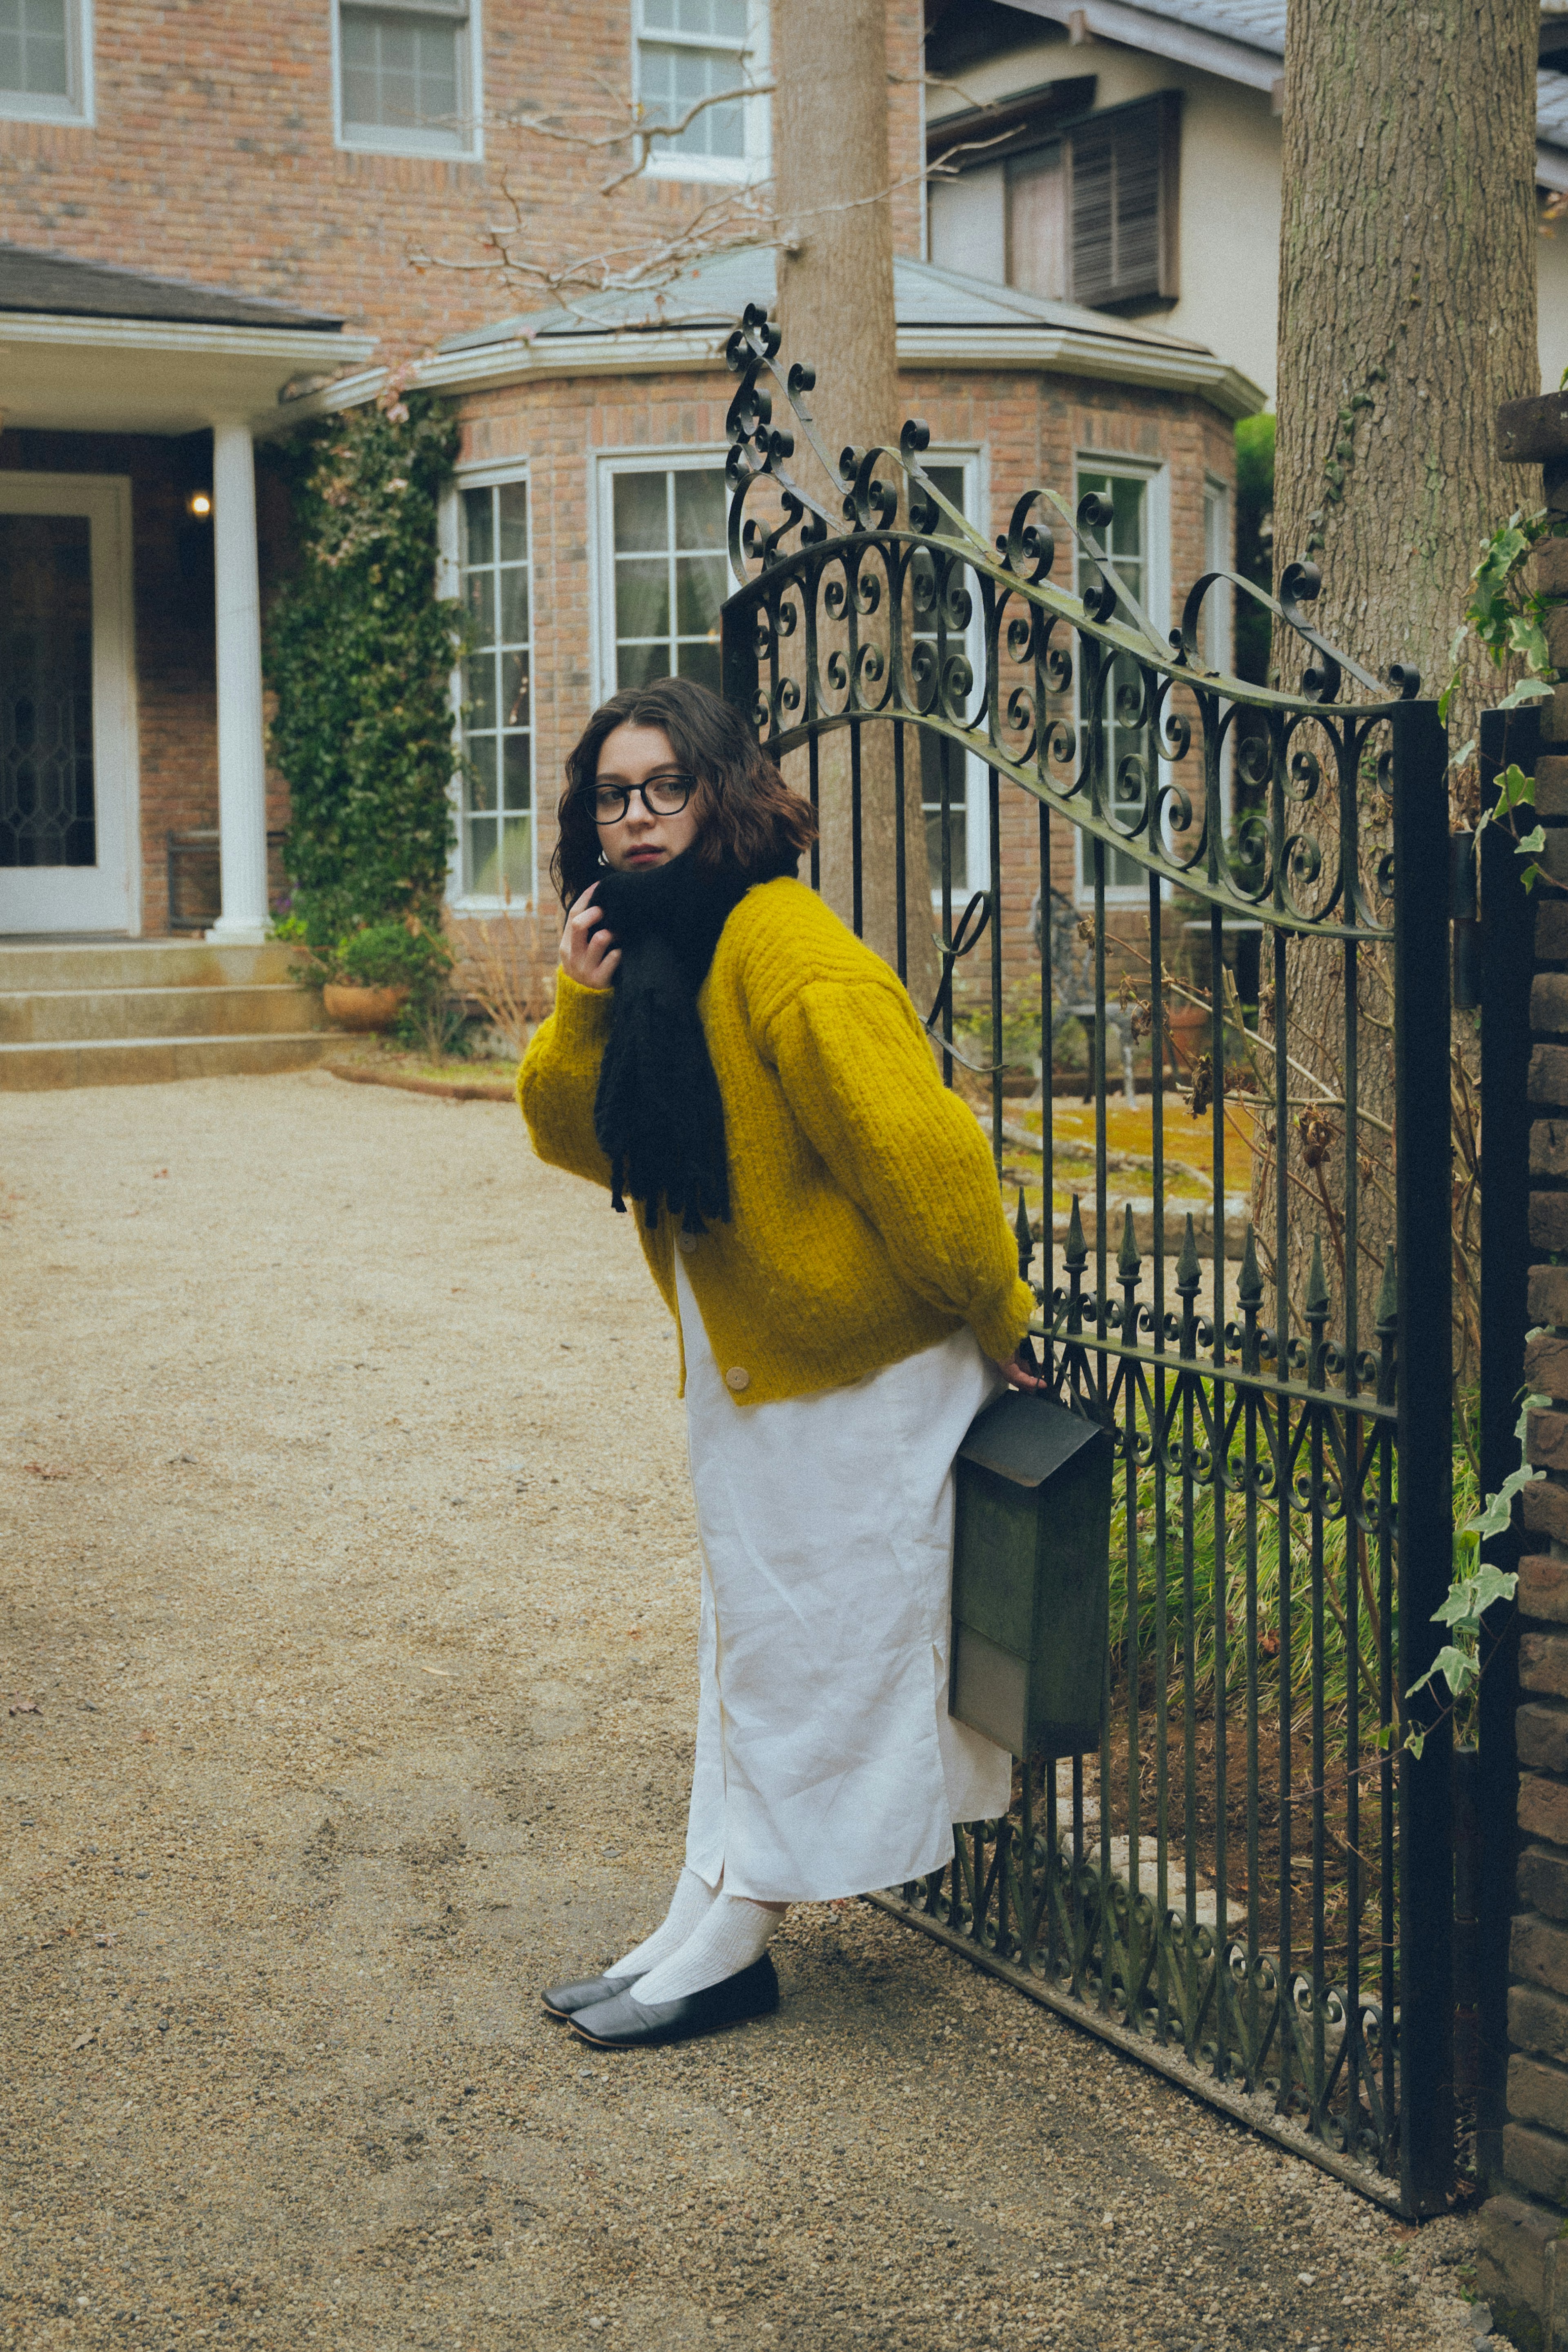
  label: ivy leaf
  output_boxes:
[1498,678,1555,709]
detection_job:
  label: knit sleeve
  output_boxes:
[760,972,1037,1363]
[517,972,616,1190]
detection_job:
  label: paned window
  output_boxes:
[927,92,1178,314]
[634,0,764,176]
[0,0,87,120]
[607,464,728,697]
[459,479,532,900]
[339,0,473,156]
[916,462,985,901]
[1076,466,1156,898]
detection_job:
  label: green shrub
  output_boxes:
[335,921,450,991]
[264,392,462,947]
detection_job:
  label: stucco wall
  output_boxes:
[927,31,1563,407]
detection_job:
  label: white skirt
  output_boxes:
[674,1251,1013,1904]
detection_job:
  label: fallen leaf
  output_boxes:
[135,1730,156,1745]
[22,1462,67,1481]
[8,1697,39,1716]
[72,2031,95,2051]
[417,1664,454,1679]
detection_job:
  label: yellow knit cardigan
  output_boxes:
[518,875,1036,1406]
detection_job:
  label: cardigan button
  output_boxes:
[677,1232,699,1255]
[725,1366,751,1393]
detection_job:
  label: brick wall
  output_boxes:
[0,0,925,362]
[1478,410,1568,2349]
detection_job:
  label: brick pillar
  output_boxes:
[1478,393,1568,2347]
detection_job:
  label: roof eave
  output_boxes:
[283,320,1265,424]
[993,0,1281,93]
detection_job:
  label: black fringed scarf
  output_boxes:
[591,849,793,1233]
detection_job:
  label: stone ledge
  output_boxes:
[1522,1701,1568,1769]
[1512,1911,1568,1997]
[1522,1843,1568,1924]
[1527,1334,1568,1398]
[1505,2118,1568,2209]
[1476,2191,1564,2351]
[1530,1266,1568,1329]
[1525,1481,1568,1549]
[1512,1982,1568,2066]
[1524,1557,1568,1625]
[1521,1775,1568,1846]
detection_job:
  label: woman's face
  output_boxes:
[593,722,703,873]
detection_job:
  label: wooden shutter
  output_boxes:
[1068,93,1180,312]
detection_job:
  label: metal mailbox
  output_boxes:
[949,1389,1112,1759]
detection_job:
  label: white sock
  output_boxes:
[631,1893,784,2005]
[609,1866,717,1982]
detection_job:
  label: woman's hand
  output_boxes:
[559,883,621,990]
[999,1340,1047,1393]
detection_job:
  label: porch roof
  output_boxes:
[0,243,376,436]
[291,247,1267,424]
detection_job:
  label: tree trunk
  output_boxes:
[1259,0,1538,1349]
[773,0,938,1012]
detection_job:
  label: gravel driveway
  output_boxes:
[2,1069,1497,2351]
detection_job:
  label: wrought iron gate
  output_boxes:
[718,307,1458,2217]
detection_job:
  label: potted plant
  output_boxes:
[303,919,453,1033]
[1164,888,1215,1071]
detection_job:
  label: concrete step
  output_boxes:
[0,940,298,992]
[0,1032,336,1092]
[0,983,328,1046]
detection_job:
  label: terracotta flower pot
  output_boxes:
[1164,1001,1212,1070]
[323,982,410,1033]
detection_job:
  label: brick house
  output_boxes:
[0,0,1261,1068]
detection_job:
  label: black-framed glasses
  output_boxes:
[590,772,695,825]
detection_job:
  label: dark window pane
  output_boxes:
[466,651,497,733]
[501,650,530,731]
[464,568,494,651]
[615,557,670,641]
[674,552,726,638]
[501,731,531,814]
[466,733,497,814]
[463,486,493,569]
[496,480,528,563]
[677,640,721,696]
[619,640,672,690]
[613,471,668,554]
[673,468,726,550]
[499,566,529,647]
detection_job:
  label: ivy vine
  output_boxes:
[264,389,463,947]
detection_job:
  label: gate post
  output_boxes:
[1392,693,1456,2218]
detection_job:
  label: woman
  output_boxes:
[519,676,1039,2052]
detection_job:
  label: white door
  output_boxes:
[0,474,140,935]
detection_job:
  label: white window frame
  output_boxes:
[0,0,93,125]
[441,460,536,912]
[332,0,482,162]
[631,0,770,186]
[917,446,989,908]
[1071,452,1171,905]
[590,446,737,705]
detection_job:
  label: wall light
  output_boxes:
[187,491,212,517]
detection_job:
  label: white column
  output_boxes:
[205,417,271,945]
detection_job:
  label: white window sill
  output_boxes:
[338,125,477,160]
[0,91,88,122]
[641,150,764,185]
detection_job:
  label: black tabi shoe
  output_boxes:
[568,1952,780,2050]
[541,1973,638,2021]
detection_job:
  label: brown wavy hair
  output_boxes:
[550,676,817,907]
